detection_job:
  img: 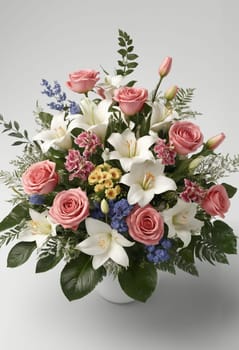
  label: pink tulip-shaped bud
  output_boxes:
[206,132,226,150]
[164,85,178,100]
[159,56,172,78]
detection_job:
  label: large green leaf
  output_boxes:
[60,255,105,301]
[7,241,36,267]
[0,203,29,232]
[118,262,157,302]
[212,220,237,254]
[36,251,63,273]
[222,183,237,198]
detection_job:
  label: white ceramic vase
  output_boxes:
[96,274,134,304]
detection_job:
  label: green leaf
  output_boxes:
[36,251,63,273]
[127,62,138,68]
[7,241,36,267]
[118,48,127,57]
[118,38,126,47]
[38,112,53,126]
[157,261,176,275]
[126,80,137,87]
[0,203,29,232]
[127,53,138,60]
[12,141,26,146]
[212,220,237,254]
[222,183,237,198]
[60,254,105,301]
[14,121,20,130]
[119,262,157,302]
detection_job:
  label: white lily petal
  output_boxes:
[113,232,135,247]
[77,235,109,255]
[92,253,109,269]
[120,173,133,186]
[108,242,129,267]
[33,130,57,142]
[137,135,156,153]
[51,113,66,130]
[119,158,135,172]
[138,189,155,207]
[96,99,112,123]
[85,218,111,236]
[88,123,108,140]
[154,175,177,194]
[127,184,145,205]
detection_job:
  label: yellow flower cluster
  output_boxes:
[88,163,122,200]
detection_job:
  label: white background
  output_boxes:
[0,1,239,349]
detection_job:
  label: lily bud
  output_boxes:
[206,132,226,150]
[189,156,204,171]
[159,57,172,78]
[164,85,178,100]
[100,199,109,214]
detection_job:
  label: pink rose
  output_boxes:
[22,160,58,195]
[66,70,100,93]
[201,184,230,218]
[126,205,164,245]
[113,87,148,115]
[49,188,89,230]
[169,121,204,155]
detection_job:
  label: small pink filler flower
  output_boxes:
[65,149,94,181]
[75,131,102,158]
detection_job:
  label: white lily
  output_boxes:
[19,209,57,248]
[121,159,177,207]
[68,98,112,140]
[162,199,203,248]
[98,74,123,100]
[150,101,178,132]
[107,128,156,172]
[76,218,134,269]
[33,112,72,152]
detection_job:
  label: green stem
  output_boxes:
[152,77,163,103]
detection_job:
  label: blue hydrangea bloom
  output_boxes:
[29,194,45,205]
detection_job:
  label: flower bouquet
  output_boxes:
[0,30,238,303]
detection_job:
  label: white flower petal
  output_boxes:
[85,218,111,236]
[138,189,155,207]
[108,242,129,267]
[127,184,145,205]
[113,232,134,247]
[51,113,66,130]
[92,253,109,269]
[154,175,177,194]
[137,135,156,153]
[77,235,109,255]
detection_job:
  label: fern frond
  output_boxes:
[172,88,202,119]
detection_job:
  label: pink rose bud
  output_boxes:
[159,56,172,78]
[113,87,148,115]
[66,70,100,93]
[164,85,178,100]
[206,132,226,150]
